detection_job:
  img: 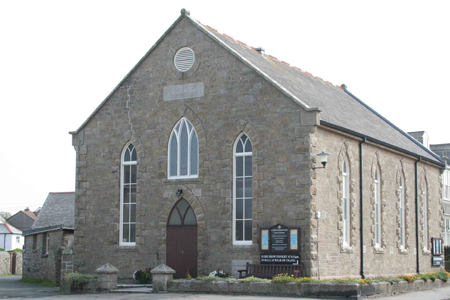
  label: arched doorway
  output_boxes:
[166,199,198,278]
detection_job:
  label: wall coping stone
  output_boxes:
[96,263,119,274]
[168,278,450,298]
[151,264,176,274]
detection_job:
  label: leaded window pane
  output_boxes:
[236,178,244,198]
[236,157,243,176]
[245,220,252,240]
[123,225,129,242]
[236,199,243,219]
[245,178,252,197]
[177,200,189,218]
[170,134,178,176]
[124,166,130,184]
[244,139,252,152]
[190,133,198,175]
[131,165,137,183]
[130,187,136,203]
[245,156,252,176]
[236,140,243,153]
[130,224,136,243]
[236,221,243,241]
[184,208,197,225]
[180,123,188,176]
[169,210,182,225]
[245,199,252,219]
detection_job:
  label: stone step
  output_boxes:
[117,284,153,288]
[111,287,153,294]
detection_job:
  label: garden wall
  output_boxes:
[168,278,450,299]
[0,252,22,275]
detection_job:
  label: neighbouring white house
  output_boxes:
[0,223,23,250]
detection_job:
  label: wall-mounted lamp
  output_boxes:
[312,151,330,170]
[176,189,183,197]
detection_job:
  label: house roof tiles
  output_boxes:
[31,192,75,229]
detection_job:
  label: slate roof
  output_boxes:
[0,223,22,234]
[8,210,37,222]
[32,192,75,229]
[70,10,443,166]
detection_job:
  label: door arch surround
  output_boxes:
[160,188,206,278]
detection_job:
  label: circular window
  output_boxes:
[174,47,195,72]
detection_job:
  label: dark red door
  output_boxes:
[166,199,198,278]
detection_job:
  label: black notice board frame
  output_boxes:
[260,224,300,253]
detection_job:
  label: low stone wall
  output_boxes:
[168,279,450,299]
[60,278,98,295]
[0,252,9,275]
[0,252,22,275]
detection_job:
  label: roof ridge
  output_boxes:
[198,23,341,89]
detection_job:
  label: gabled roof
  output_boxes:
[0,223,22,235]
[32,192,75,229]
[8,210,37,222]
[70,10,443,166]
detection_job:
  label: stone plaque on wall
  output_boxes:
[163,83,204,101]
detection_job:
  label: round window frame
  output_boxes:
[174,47,195,73]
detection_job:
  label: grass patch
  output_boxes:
[0,273,12,277]
[20,277,56,287]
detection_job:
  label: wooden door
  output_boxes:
[166,199,198,278]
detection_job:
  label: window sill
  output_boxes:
[32,249,38,253]
[116,245,139,252]
[340,245,354,253]
[399,248,409,255]
[373,247,385,254]
[164,178,202,184]
[422,249,431,255]
[41,254,48,258]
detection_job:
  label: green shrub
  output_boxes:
[7,248,23,253]
[437,271,450,282]
[239,276,271,282]
[63,272,97,289]
[272,274,296,283]
[0,248,4,252]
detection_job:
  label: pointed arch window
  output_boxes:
[233,134,253,245]
[399,175,406,249]
[120,143,137,245]
[422,180,428,250]
[168,118,198,179]
[374,167,381,248]
[168,199,197,226]
[342,158,350,247]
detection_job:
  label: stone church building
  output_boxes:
[70,9,445,279]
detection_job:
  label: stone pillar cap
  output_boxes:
[96,263,119,274]
[150,264,176,274]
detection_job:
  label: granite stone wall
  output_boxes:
[0,252,9,275]
[312,127,444,278]
[71,16,318,278]
[22,230,73,285]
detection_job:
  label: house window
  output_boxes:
[444,218,450,246]
[374,167,381,248]
[16,236,20,244]
[444,170,450,201]
[342,158,350,247]
[422,181,428,250]
[168,118,199,179]
[233,134,253,245]
[32,235,37,250]
[42,233,49,255]
[399,175,406,249]
[120,143,137,245]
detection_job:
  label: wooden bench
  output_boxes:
[237,262,304,279]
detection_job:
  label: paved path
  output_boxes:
[0,275,59,298]
[2,275,450,299]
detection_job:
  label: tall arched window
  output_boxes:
[399,175,406,249]
[342,158,350,246]
[120,143,137,245]
[422,180,428,250]
[233,134,252,245]
[374,167,381,248]
[168,118,198,179]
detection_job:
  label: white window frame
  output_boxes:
[444,169,450,201]
[342,159,350,247]
[168,118,199,179]
[374,167,381,248]
[444,217,450,246]
[233,134,253,245]
[423,182,428,250]
[120,143,137,246]
[399,175,406,249]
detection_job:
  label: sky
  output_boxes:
[0,1,449,215]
